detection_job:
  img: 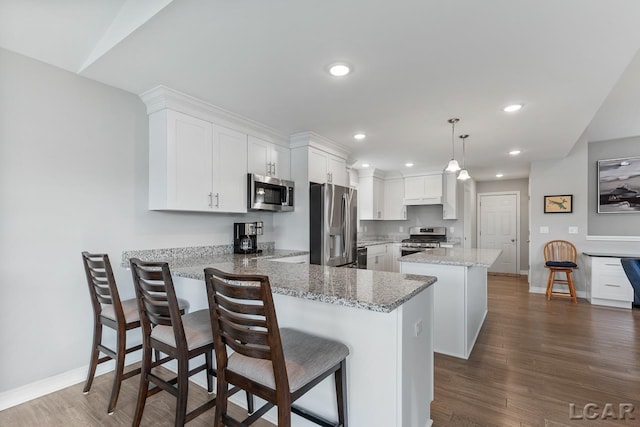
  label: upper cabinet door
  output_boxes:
[214,125,247,213]
[328,155,348,187]
[247,135,291,180]
[308,147,329,184]
[247,135,270,176]
[383,178,406,220]
[151,110,213,211]
[270,143,291,180]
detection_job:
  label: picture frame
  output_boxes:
[597,156,640,213]
[544,195,573,213]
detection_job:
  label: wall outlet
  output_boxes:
[450,226,455,234]
[364,225,367,232]
[399,226,404,233]
[568,226,579,234]
[414,319,423,337]
[540,226,549,234]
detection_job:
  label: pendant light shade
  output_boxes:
[445,118,461,172]
[457,134,471,181]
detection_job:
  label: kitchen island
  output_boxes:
[400,248,501,360]
[123,246,437,427]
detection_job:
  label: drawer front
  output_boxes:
[592,270,634,302]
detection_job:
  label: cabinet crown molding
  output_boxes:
[139,85,288,146]
[358,168,386,179]
[289,131,351,159]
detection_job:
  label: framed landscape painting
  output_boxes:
[544,195,573,213]
[597,156,640,213]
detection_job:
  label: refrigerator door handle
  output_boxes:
[341,193,347,258]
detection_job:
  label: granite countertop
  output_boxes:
[357,237,405,247]
[583,252,640,258]
[122,246,436,313]
[399,247,502,267]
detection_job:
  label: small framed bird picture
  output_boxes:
[544,195,573,213]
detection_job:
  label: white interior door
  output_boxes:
[478,193,518,274]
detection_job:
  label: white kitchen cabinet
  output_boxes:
[387,243,401,273]
[359,176,384,220]
[366,244,387,271]
[308,147,347,186]
[247,135,290,180]
[148,109,247,213]
[585,255,634,309]
[404,174,443,205]
[383,178,407,220]
[442,172,458,220]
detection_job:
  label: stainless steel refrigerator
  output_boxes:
[310,182,357,267]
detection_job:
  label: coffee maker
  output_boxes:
[233,221,263,254]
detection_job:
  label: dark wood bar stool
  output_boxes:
[204,267,349,427]
[543,240,578,303]
[82,252,190,414]
[129,258,217,427]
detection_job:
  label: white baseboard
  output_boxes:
[529,286,586,299]
[0,361,118,411]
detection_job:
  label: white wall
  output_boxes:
[361,204,463,241]
[0,48,273,393]
[529,132,639,294]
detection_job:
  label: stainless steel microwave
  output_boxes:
[248,174,294,212]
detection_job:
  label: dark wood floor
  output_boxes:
[1,275,638,426]
[432,274,640,426]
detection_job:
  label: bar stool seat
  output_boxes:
[228,328,349,393]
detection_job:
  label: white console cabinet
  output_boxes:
[584,255,634,309]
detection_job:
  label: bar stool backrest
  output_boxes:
[82,252,124,324]
[544,240,577,263]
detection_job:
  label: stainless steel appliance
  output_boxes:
[248,173,294,212]
[233,221,263,254]
[400,226,447,256]
[356,246,368,269]
[309,183,357,267]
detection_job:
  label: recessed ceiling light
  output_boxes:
[496,173,504,178]
[405,162,414,167]
[353,133,366,140]
[509,150,521,156]
[328,63,351,77]
[361,163,370,168]
[503,104,523,113]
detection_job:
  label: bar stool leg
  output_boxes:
[107,332,126,414]
[83,322,102,394]
[546,270,555,300]
[567,270,577,303]
[335,360,348,427]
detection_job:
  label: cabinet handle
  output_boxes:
[273,162,276,176]
[604,284,621,287]
[208,192,214,207]
[215,193,220,208]
[604,263,619,266]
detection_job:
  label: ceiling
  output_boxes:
[2,0,640,181]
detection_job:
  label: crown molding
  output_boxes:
[139,85,288,145]
[289,131,351,159]
[357,168,386,179]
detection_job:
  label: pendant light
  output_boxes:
[445,118,461,172]
[457,134,471,180]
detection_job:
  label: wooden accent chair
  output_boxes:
[82,252,190,414]
[129,258,216,426]
[204,267,349,427]
[543,240,578,303]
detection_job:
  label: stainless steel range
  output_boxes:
[400,226,447,256]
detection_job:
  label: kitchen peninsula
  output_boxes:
[123,246,438,427]
[400,248,502,360]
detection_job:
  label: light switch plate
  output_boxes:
[568,226,579,234]
[414,319,423,337]
[450,226,455,233]
[540,226,549,234]
[399,226,404,233]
